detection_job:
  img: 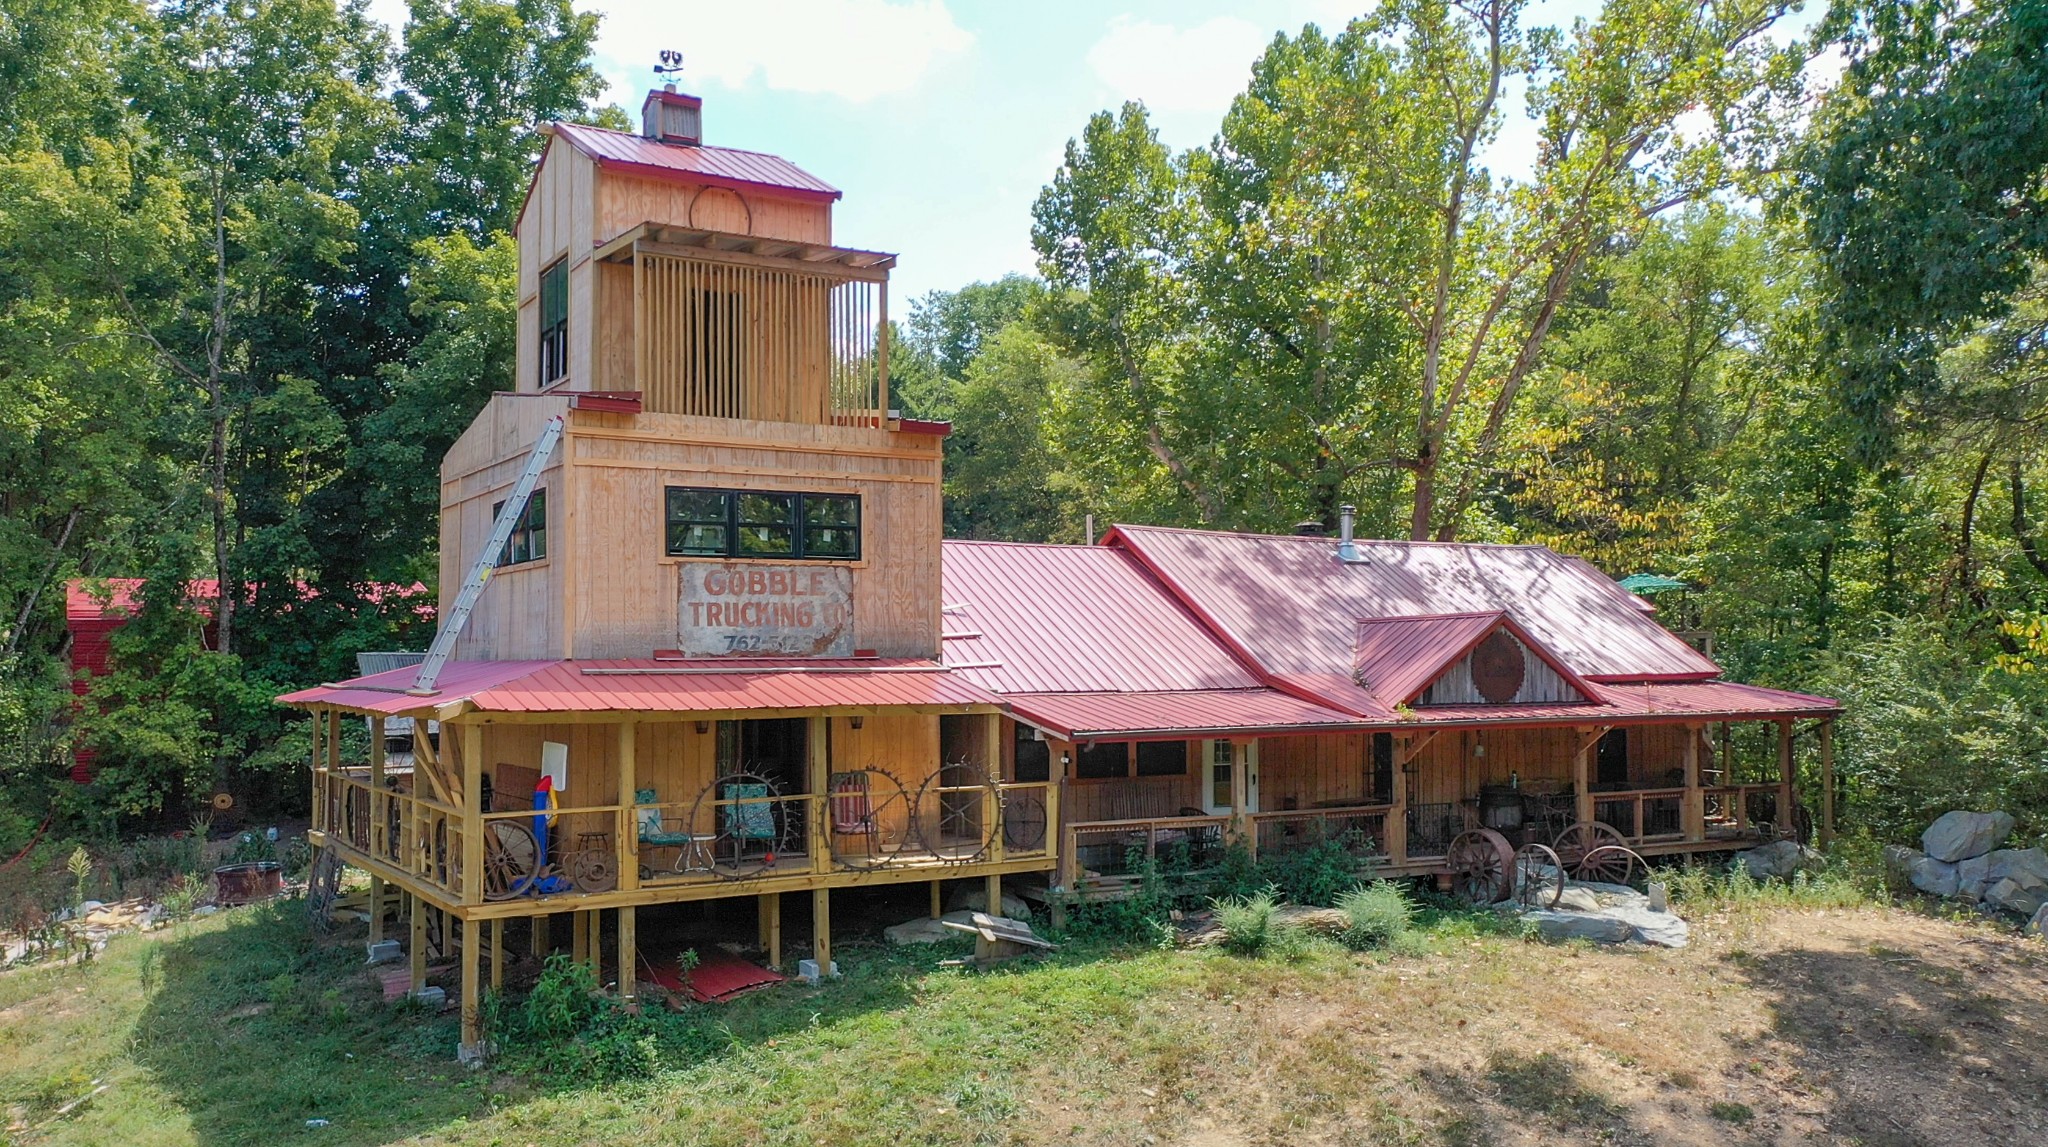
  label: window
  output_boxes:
[538,258,568,387]
[1135,741,1189,777]
[1013,725,1050,783]
[1596,728,1629,786]
[1371,732,1394,800]
[492,488,547,566]
[1074,742,1128,780]
[664,487,861,561]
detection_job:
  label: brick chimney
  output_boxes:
[641,85,702,146]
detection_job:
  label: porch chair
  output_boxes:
[829,771,881,858]
[635,788,714,875]
[720,781,780,860]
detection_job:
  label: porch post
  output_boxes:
[459,914,482,1061]
[617,721,639,893]
[531,912,549,959]
[808,716,831,873]
[370,714,387,856]
[1776,719,1796,837]
[461,723,483,906]
[408,893,428,995]
[369,875,385,946]
[1230,738,1252,858]
[765,891,783,970]
[812,887,832,976]
[310,713,324,834]
[1819,719,1835,849]
[617,906,636,1005]
[1574,729,1595,824]
[928,880,943,920]
[571,909,588,966]
[1682,722,1704,841]
[1387,736,1409,866]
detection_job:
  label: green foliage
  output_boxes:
[1058,851,1177,948]
[1212,889,1286,956]
[1335,881,1416,950]
[1657,859,1876,912]
[1257,836,1377,907]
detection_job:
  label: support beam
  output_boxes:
[985,873,1002,920]
[1819,719,1835,849]
[1574,729,1597,824]
[808,716,831,873]
[812,886,831,977]
[369,714,387,857]
[461,723,483,905]
[1229,738,1252,858]
[460,915,483,1062]
[587,909,603,977]
[618,721,640,892]
[765,891,783,970]
[928,880,942,921]
[490,918,505,991]
[1682,722,1704,841]
[368,875,385,946]
[571,908,588,966]
[409,893,427,995]
[617,906,636,1004]
[1388,735,1410,865]
[531,912,550,960]
[1776,719,1796,837]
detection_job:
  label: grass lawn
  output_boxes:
[2,888,2044,1147]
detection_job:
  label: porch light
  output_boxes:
[695,720,711,734]
[850,715,865,729]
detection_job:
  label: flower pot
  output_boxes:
[213,860,284,906]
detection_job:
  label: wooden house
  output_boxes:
[282,89,1840,1060]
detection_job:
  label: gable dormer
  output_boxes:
[1353,612,1595,710]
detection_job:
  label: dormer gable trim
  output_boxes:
[1353,611,1598,709]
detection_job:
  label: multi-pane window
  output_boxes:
[664,487,861,561]
[538,258,568,386]
[1071,740,1189,781]
[492,488,547,566]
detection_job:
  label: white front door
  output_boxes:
[1201,739,1259,816]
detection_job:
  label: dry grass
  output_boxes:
[1,896,2043,1146]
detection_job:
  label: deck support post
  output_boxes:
[1818,719,1835,849]
[985,874,1002,920]
[1776,719,1796,838]
[1574,730,1596,824]
[408,892,428,994]
[461,723,483,906]
[490,918,505,991]
[812,887,832,978]
[617,721,639,894]
[459,915,483,1064]
[617,906,636,1005]
[928,880,942,920]
[531,912,549,959]
[588,910,603,977]
[1682,722,1704,841]
[765,891,783,969]
[571,909,588,967]
[368,875,385,946]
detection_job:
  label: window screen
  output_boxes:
[1074,742,1128,780]
[1135,740,1188,777]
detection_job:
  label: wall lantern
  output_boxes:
[695,720,711,735]
[849,715,865,730]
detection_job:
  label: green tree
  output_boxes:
[943,324,1078,541]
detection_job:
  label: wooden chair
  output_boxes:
[829,771,881,858]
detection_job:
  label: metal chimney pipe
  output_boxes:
[1336,504,1361,562]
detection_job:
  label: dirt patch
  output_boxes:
[1011,906,2047,1146]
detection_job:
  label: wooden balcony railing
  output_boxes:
[1250,804,1393,860]
[1592,787,1689,844]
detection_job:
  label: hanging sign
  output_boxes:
[678,564,854,657]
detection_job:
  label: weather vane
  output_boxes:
[654,49,684,78]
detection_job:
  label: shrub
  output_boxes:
[1214,889,1284,956]
[1335,881,1414,950]
[1059,851,1176,948]
[1259,835,1375,907]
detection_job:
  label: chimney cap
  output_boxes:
[1293,520,1327,537]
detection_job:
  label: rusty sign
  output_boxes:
[678,564,854,657]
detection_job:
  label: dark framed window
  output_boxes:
[1013,725,1050,783]
[1135,740,1189,777]
[1074,741,1128,780]
[1596,728,1629,786]
[1371,732,1395,800]
[538,258,568,386]
[664,486,861,561]
[492,488,547,566]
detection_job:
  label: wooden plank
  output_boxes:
[460,915,482,1051]
[409,893,428,996]
[1819,719,1835,849]
[617,721,640,893]
[812,886,831,975]
[462,723,484,905]
[617,906,636,1002]
[765,891,782,970]
[1777,719,1796,836]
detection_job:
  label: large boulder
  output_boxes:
[1883,845,1923,884]
[2027,904,2048,939]
[1909,855,1960,897]
[1523,903,1689,948]
[1984,873,2048,918]
[945,885,1032,922]
[1956,847,2048,900]
[1737,839,1826,881]
[1921,810,2015,863]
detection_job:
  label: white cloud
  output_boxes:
[595,0,972,103]
[1086,15,1271,114]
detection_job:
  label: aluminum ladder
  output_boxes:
[409,414,565,694]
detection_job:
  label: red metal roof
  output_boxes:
[277,658,1003,716]
[939,541,1263,694]
[1005,689,1368,742]
[1351,611,1596,711]
[1107,525,1723,684]
[1398,680,1840,727]
[549,122,841,202]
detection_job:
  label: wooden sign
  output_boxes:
[678,564,854,657]
[1469,630,1527,703]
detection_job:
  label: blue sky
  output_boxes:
[366,0,1824,304]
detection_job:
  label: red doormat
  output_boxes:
[642,948,785,1003]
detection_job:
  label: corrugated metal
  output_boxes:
[1420,634,1582,706]
[1403,680,1839,726]
[1005,689,1369,741]
[1351,612,1502,705]
[277,658,1003,715]
[939,541,1264,695]
[551,122,840,199]
[1110,525,1722,683]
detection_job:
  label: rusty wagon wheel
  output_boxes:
[1448,828,1515,905]
[480,820,540,901]
[1578,844,1644,887]
[1553,821,1627,880]
[1513,842,1565,909]
[566,848,618,893]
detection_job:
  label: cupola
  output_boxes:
[641,85,703,146]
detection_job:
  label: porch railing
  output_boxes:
[1250,804,1391,860]
[1592,787,1689,844]
[1703,783,1787,839]
[1059,814,1229,888]
[1404,802,1466,860]
[320,771,465,901]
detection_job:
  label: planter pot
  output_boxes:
[214,860,284,906]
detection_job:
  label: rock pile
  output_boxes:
[1889,810,2047,921]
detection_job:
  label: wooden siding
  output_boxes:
[1260,734,1381,809]
[593,172,831,248]
[440,398,943,661]
[1420,633,1581,705]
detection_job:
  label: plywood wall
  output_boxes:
[594,173,831,247]
[1260,734,1378,809]
[441,394,575,660]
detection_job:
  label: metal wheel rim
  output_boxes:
[1448,828,1515,905]
[1514,842,1565,908]
[481,821,539,901]
[1555,821,1626,872]
[1579,844,1644,887]
[915,759,999,866]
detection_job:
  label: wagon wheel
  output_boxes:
[1553,821,1627,879]
[688,770,785,881]
[1513,842,1565,909]
[1003,788,1047,851]
[1448,828,1515,905]
[1578,845,1644,887]
[916,759,999,866]
[480,820,540,901]
[566,848,618,893]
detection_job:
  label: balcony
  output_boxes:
[594,223,895,427]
